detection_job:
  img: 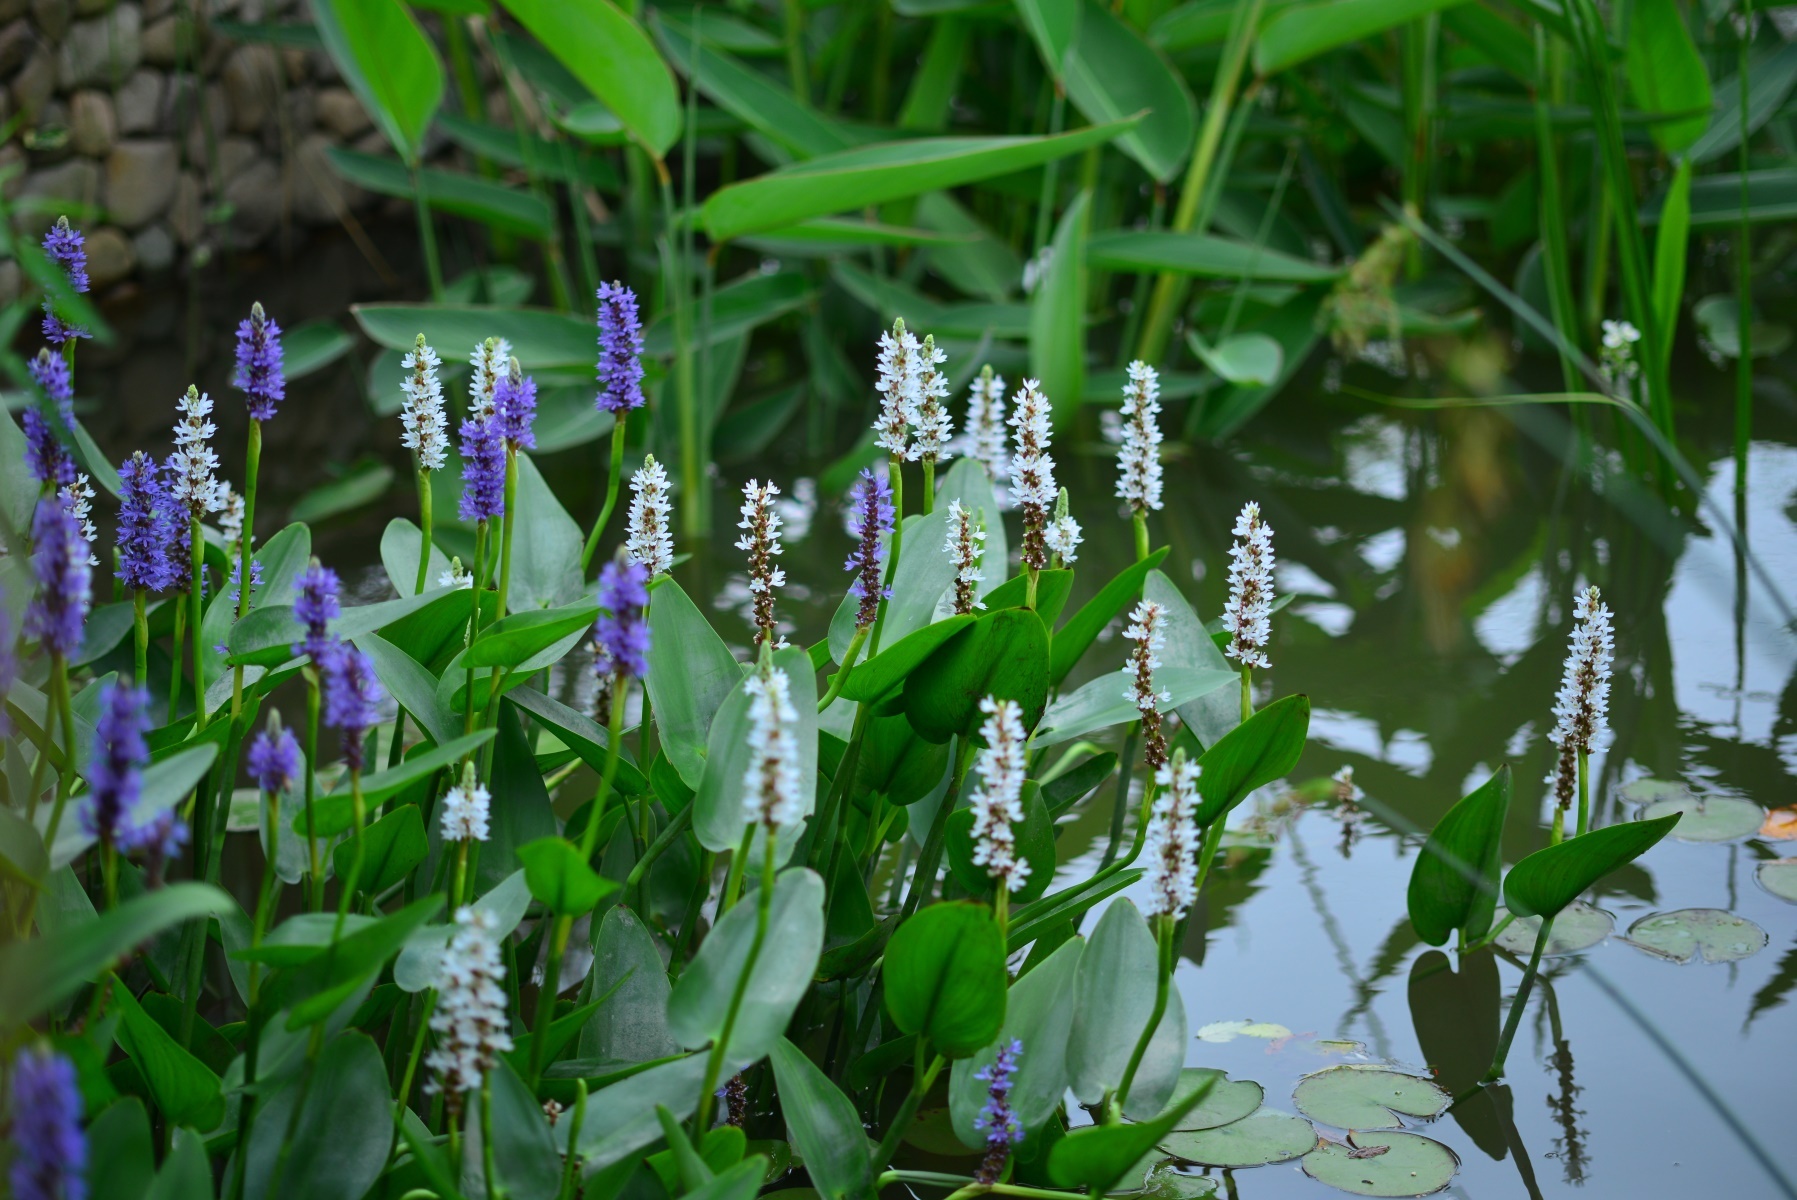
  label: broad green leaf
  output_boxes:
[351,303,593,370]
[693,648,819,856]
[437,112,620,190]
[1067,897,1184,1116]
[278,894,443,1028]
[949,935,1083,1145]
[394,869,530,991]
[282,319,356,381]
[474,1061,562,1200]
[839,615,976,703]
[1626,0,1712,154]
[463,602,599,669]
[112,985,224,1130]
[1504,814,1681,920]
[240,1032,392,1200]
[916,192,1024,303]
[1624,907,1768,965]
[325,148,552,237]
[884,901,1006,1057]
[145,1127,211,1200]
[87,1098,154,1200]
[769,1039,875,1200]
[312,0,443,163]
[1035,667,1236,749]
[561,1056,709,1171]
[1047,1070,1222,1190]
[355,630,458,749]
[1407,765,1509,946]
[0,883,230,1024]
[1015,0,1079,78]
[1300,1131,1459,1196]
[578,906,680,1063]
[518,836,617,916]
[1689,41,1797,164]
[701,119,1141,240]
[1190,332,1283,386]
[228,588,449,668]
[1650,158,1691,375]
[510,453,587,611]
[1051,548,1170,685]
[945,780,1056,903]
[500,0,682,156]
[1158,1068,1265,1131]
[1255,0,1467,74]
[667,868,825,1069]
[1292,1065,1450,1130]
[1086,230,1340,281]
[306,730,494,828]
[646,579,745,789]
[1063,1,1196,183]
[903,608,1052,744]
[1191,694,1310,827]
[506,686,649,795]
[1152,0,1303,50]
[287,459,396,524]
[479,703,559,891]
[853,711,951,806]
[1162,1107,1317,1167]
[1042,751,1118,817]
[1030,190,1090,426]
[329,803,427,895]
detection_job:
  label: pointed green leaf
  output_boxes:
[1407,766,1509,946]
[1191,694,1310,827]
[1051,548,1169,684]
[1504,814,1682,920]
[500,0,681,156]
[518,836,617,916]
[312,0,443,163]
[770,1039,875,1200]
[646,579,745,788]
[1067,897,1184,1116]
[949,935,1083,1145]
[884,901,1006,1057]
[1063,0,1196,183]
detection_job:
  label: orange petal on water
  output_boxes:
[1760,807,1797,840]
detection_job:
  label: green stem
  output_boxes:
[623,803,693,897]
[1098,723,1139,871]
[782,0,809,101]
[1736,0,1754,508]
[497,449,518,619]
[816,627,868,714]
[556,1079,588,1200]
[464,521,489,738]
[190,516,207,733]
[921,459,935,515]
[1574,749,1590,838]
[1238,665,1252,723]
[1484,914,1554,1082]
[529,914,573,1085]
[332,768,367,936]
[303,674,322,911]
[394,992,436,1126]
[869,457,904,656]
[480,1074,503,1200]
[133,588,148,688]
[1132,511,1149,563]
[695,834,777,1136]
[579,417,629,575]
[414,466,434,595]
[1459,912,1517,955]
[1033,87,1067,252]
[411,162,444,301]
[902,738,973,918]
[577,679,627,862]
[167,593,186,723]
[1115,918,1173,1115]
[233,418,262,720]
[41,657,76,851]
[872,1039,945,1169]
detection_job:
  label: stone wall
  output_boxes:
[0,0,385,298]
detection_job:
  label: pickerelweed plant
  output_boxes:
[0,235,1692,1200]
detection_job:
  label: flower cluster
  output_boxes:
[1222,501,1274,670]
[440,763,492,843]
[9,1045,86,1200]
[626,455,675,577]
[292,562,341,662]
[457,408,506,523]
[736,479,787,647]
[1144,753,1201,918]
[41,217,91,346]
[946,499,987,615]
[1124,600,1171,768]
[117,455,181,595]
[321,643,383,773]
[24,406,74,488]
[973,1039,1024,1184]
[1546,586,1614,811]
[246,723,302,796]
[962,366,1009,499]
[906,334,953,465]
[742,663,804,829]
[874,318,920,457]
[61,474,97,567]
[426,906,513,1108]
[596,281,646,413]
[495,356,537,450]
[594,557,651,681]
[968,696,1029,893]
[1007,379,1056,571]
[1598,319,1642,398]
[80,681,150,849]
[845,468,894,630]
[170,386,226,517]
[469,337,511,420]
[31,347,75,427]
[1045,487,1081,566]
[232,302,285,422]
[26,497,91,659]
[1116,361,1164,514]
[399,335,448,471]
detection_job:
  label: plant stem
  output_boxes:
[782,0,809,101]
[1033,87,1067,252]
[870,457,904,656]
[530,913,573,1085]
[411,162,444,301]
[233,418,262,720]
[41,656,76,851]
[133,588,148,687]
[414,465,434,595]
[481,1074,502,1200]
[1115,917,1173,1115]
[1098,723,1139,871]
[921,460,935,514]
[695,834,777,1136]
[190,516,207,733]
[579,417,629,575]
[1132,512,1149,563]
[816,627,868,714]
[556,1079,588,1200]
[872,1039,944,1168]
[497,449,518,620]
[1238,665,1252,723]
[1484,914,1554,1082]
[1736,0,1755,510]
[903,738,973,918]
[303,673,322,910]
[167,593,186,723]
[1574,749,1590,838]
[332,768,367,937]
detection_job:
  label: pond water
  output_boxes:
[62,234,1797,1198]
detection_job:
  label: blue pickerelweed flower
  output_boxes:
[118,808,187,883]
[116,452,182,594]
[291,560,341,662]
[458,413,506,522]
[246,723,302,794]
[25,497,90,659]
[973,1039,1024,1184]
[320,642,384,772]
[595,280,645,414]
[30,348,75,428]
[23,406,75,489]
[844,468,894,630]
[494,357,537,450]
[232,301,285,422]
[40,217,91,347]
[593,558,651,680]
[228,558,264,608]
[9,1044,86,1200]
[80,681,150,848]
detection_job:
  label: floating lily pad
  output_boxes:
[1292,1066,1449,1131]
[1195,1020,1291,1043]
[1141,1162,1219,1199]
[1616,778,1693,806]
[1640,794,1763,842]
[1757,859,1797,904]
[1160,1069,1264,1132]
[1625,908,1769,964]
[1301,1132,1459,1197]
[1493,902,1613,957]
[1161,1108,1317,1168]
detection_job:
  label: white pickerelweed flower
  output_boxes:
[469,337,512,420]
[170,386,226,516]
[437,558,473,590]
[401,336,448,471]
[1546,585,1615,811]
[1222,502,1275,671]
[873,318,921,457]
[1598,319,1642,398]
[1144,753,1201,918]
[60,473,97,565]
[1116,360,1164,514]
[735,480,787,648]
[425,906,513,1106]
[741,664,804,829]
[1046,489,1082,565]
[1123,600,1172,767]
[1007,379,1056,570]
[219,486,245,551]
[906,334,954,465]
[962,366,1010,503]
[968,696,1030,893]
[440,772,491,843]
[625,454,674,577]
[1021,245,1054,295]
[1332,766,1363,804]
[946,499,987,615]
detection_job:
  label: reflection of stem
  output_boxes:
[1485,914,1553,1081]
[1289,822,1389,1057]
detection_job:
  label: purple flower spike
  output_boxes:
[116,452,181,594]
[320,643,384,772]
[973,1038,1024,1184]
[595,281,645,414]
[30,349,75,428]
[41,217,91,347]
[80,682,150,849]
[844,468,894,630]
[23,407,75,489]
[232,302,285,422]
[494,358,537,450]
[458,413,506,523]
[118,808,187,882]
[9,1045,86,1200]
[246,723,302,794]
[25,497,90,659]
[292,561,341,662]
[594,558,651,680]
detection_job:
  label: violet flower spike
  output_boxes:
[495,356,537,450]
[246,724,302,796]
[23,407,75,489]
[30,347,75,428]
[593,557,651,680]
[25,497,90,659]
[457,412,506,523]
[291,560,341,662]
[320,642,384,772]
[116,453,181,593]
[400,335,448,471]
[8,1044,87,1200]
[845,467,894,630]
[596,281,646,413]
[40,216,91,346]
[232,301,285,422]
[119,809,188,880]
[973,1039,1024,1185]
[80,681,150,849]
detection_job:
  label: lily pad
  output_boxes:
[1141,1162,1219,1199]
[1624,908,1769,964]
[1493,902,1613,957]
[1616,777,1693,806]
[1195,1020,1291,1043]
[1757,859,1797,903]
[1301,1132,1459,1197]
[1292,1066,1449,1131]
[1639,794,1763,842]
[1159,1068,1264,1132]
[1161,1108,1317,1168]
